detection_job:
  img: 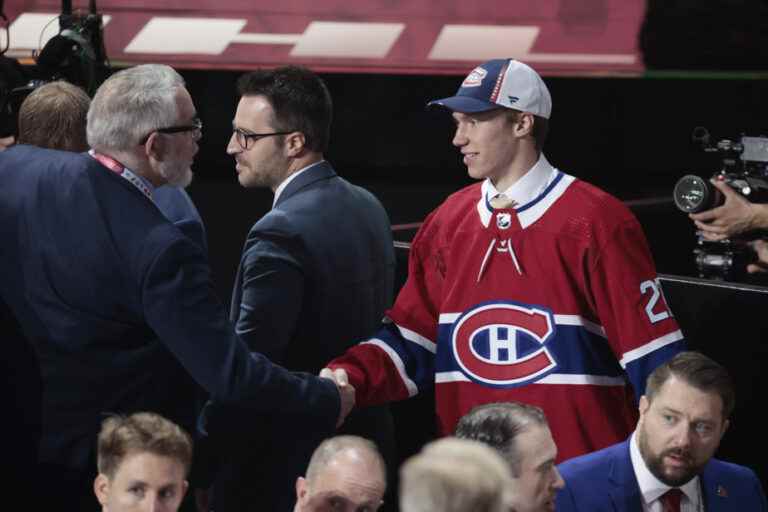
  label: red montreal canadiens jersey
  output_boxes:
[330,166,685,462]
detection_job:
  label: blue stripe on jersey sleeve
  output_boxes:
[376,322,436,395]
[623,339,686,398]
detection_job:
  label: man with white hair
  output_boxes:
[400,437,513,512]
[0,64,352,508]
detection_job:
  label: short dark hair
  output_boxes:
[237,65,332,153]
[18,81,90,151]
[645,351,735,419]
[97,412,193,479]
[505,109,549,151]
[455,402,547,476]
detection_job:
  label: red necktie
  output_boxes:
[659,488,683,512]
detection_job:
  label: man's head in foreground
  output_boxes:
[399,437,513,512]
[637,351,733,487]
[456,402,564,512]
[294,435,386,512]
[18,80,91,152]
[94,412,192,512]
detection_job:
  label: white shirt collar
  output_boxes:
[477,153,571,229]
[273,160,325,207]
[630,432,702,511]
[485,153,556,206]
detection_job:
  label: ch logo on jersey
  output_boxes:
[451,302,557,387]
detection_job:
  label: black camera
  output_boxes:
[672,128,768,279]
[0,2,108,138]
[674,129,768,213]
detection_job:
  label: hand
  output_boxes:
[320,367,355,428]
[747,239,768,274]
[689,179,767,240]
[0,135,15,151]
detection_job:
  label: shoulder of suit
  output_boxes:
[559,440,626,475]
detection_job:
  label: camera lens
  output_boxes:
[673,174,718,213]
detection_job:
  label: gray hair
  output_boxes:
[305,435,386,489]
[87,64,184,152]
[455,401,547,476]
[400,438,512,512]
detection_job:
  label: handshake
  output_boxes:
[319,367,356,427]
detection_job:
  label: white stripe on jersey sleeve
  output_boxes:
[439,313,461,324]
[442,312,605,339]
[436,371,626,386]
[619,329,685,369]
[553,314,607,338]
[395,324,437,354]
[361,339,419,397]
[435,371,470,383]
[536,373,625,386]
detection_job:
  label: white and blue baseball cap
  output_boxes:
[428,59,552,119]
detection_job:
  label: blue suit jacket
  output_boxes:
[207,161,396,511]
[556,438,767,511]
[229,161,394,368]
[0,146,339,474]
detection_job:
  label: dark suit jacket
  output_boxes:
[0,146,339,488]
[208,161,396,511]
[154,185,208,253]
[556,438,767,511]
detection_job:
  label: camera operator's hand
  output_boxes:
[747,239,768,274]
[0,135,15,151]
[689,178,768,241]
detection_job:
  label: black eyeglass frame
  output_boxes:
[232,128,295,150]
[139,119,203,145]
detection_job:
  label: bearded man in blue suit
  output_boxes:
[556,351,766,511]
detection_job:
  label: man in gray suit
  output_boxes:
[204,66,396,511]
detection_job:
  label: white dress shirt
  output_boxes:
[273,160,326,206]
[630,432,703,511]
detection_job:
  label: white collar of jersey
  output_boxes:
[629,432,702,510]
[477,153,575,229]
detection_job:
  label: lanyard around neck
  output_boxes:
[90,150,153,201]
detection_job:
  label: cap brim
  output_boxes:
[427,96,498,113]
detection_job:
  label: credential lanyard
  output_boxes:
[90,150,153,201]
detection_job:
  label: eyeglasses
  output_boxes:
[232,128,294,150]
[140,118,203,145]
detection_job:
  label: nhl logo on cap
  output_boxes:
[461,67,487,88]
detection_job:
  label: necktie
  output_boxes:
[659,488,683,512]
[489,194,517,209]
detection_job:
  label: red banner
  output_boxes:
[2,0,645,75]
